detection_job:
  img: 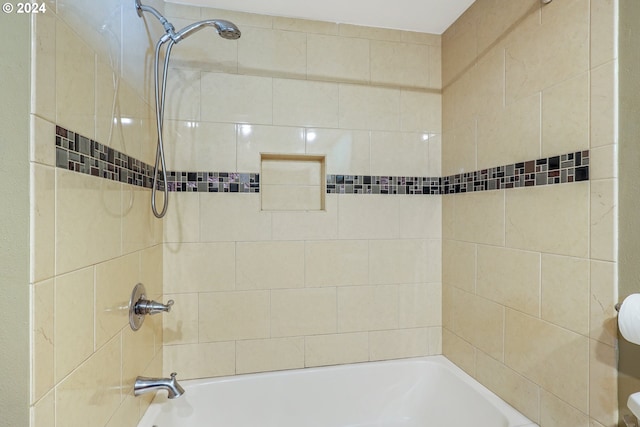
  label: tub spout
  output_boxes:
[134,372,185,399]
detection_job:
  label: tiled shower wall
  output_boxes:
[161,3,444,377]
[30,1,165,426]
[441,0,618,426]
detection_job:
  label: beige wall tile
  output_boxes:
[476,351,540,424]
[55,268,94,382]
[262,185,323,211]
[370,41,429,88]
[590,145,618,180]
[428,134,442,176]
[200,194,272,242]
[399,195,442,239]
[542,73,589,157]
[591,179,618,262]
[541,389,589,427]
[477,246,540,316]
[31,389,54,427]
[443,240,475,293]
[453,190,505,246]
[56,20,95,139]
[400,91,441,133]
[163,193,200,243]
[305,128,371,175]
[541,254,590,335]
[163,292,199,345]
[589,340,619,426]
[31,164,55,283]
[370,132,429,177]
[398,283,441,328]
[140,245,163,298]
[337,195,399,239]
[451,288,504,361]
[30,115,55,167]
[164,342,235,380]
[122,323,155,393]
[442,328,476,377]
[477,94,541,170]
[271,288,337,337]
[370,239,440,284]
[442,194,455,239]
[402,31,440,46]
[201,72,272,124]
[163,121,237,172]
[428,326,442,354]
[32,280,54,402]
[304,333,369,367]
[56,335,121,427]
[56,168,122,276]
[442,123,477,176]
[31,12,56,122]
[590,261,618,346]
[505,183,589,257]
[429,45,442,89]
[236,241,304,289]
[104,395,139,427]
[237,125,305,172]
[271,194,339,240]
[163,242,235,293]
[305,240,369,287]
[339,84,400,131]
[590,61,617,148]
[506,0,588,103]
[338,285,398,332]
[164,2,201,19]
[273,79,339,128]
[238,27,306,78]
[95,253,139,348]
[236,337,304,374]
[442,16,477,88]
[369,328,429,361]
[122,186,158,254]
[164,68,201,121]
[199,291,270,342]
[505,309,589,412]
[307,34,370,83]
[590,0,617,68]
[469,47,505,123]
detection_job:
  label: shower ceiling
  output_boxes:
[165,0,477,34]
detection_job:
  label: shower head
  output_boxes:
[174,19,241,42]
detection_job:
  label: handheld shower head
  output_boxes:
[175,19,241,42]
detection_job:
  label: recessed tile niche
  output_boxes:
[260,154,326,211]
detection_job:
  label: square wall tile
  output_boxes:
[201,72,272,124]
[339,84,400,131]
[163,242,235,293]
[238,26,309,77]
[369,328,429,361]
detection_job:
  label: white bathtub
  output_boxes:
[138,356,538,427]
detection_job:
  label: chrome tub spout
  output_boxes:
[134,372,185,399]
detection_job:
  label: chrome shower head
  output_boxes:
[174,19,241,42]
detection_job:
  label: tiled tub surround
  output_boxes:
[55,125,590,195]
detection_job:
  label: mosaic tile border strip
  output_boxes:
[55,126,589,195]
[55,126,258,193]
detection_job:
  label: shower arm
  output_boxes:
[135,0,179,42]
